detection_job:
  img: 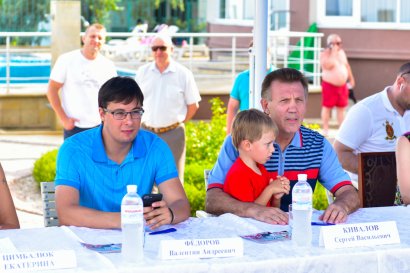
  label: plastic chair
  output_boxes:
[40,181,59,227]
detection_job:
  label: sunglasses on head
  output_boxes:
[151,46,167,52]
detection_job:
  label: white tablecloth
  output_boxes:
[1,206,410,273]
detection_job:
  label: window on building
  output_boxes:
[401,0,410,22]
[361,0,396,22]
[216,0,289,30]
[318,0,410,28]
[219,0,226,18]
[271,0,289,30]
[326,0,352,16]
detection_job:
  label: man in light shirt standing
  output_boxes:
[320,34,355,136]
[334,62,410,187]
[47,23,117,139]
[136,34,201,184]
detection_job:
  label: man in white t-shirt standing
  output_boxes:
[47,23,117,139]
[334,62,410,186]
[136,34,201,184]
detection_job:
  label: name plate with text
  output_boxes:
[159,238,243,260]
[0,250,76,272]
[319,221,400,249]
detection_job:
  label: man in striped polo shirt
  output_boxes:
[206,68,359,225]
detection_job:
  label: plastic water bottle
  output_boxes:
[291,174,313,247]
[121,185,144,262]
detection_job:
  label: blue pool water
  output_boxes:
[0,54,136,84]
[0,54,50,84]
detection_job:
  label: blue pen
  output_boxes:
[311,222,335,226]
[148,228,177,235]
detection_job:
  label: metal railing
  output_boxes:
[0,31,323,94]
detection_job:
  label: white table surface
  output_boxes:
[1,206,410,273]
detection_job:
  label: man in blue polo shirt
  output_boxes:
[55,76,190,229]
[207,68,359,225]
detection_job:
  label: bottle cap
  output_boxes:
[297,174,307,181]
[127,184,137,193]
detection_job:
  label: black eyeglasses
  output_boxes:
[151,46,167,52]
[103,108,144,120]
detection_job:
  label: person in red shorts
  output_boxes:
[320,34,355,136]
[223,109,290,207]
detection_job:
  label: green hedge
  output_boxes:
[33,97,328,215]
[33,149,58,187]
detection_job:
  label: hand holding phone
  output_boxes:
[142,193,163,208]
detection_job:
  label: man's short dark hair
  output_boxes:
[398,62,410,76]
[261,68,308,100]
[98,76,144,108]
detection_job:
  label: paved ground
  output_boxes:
[1,123,338,229]
[0,133,63,229]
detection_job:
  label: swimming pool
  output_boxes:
[0,54,50,84]
[0,54,136,84]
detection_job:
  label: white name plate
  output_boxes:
[319,221,400,249]
[159,238,243,260]
[0,250,76,272]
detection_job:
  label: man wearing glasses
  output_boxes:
[135,34,201,184]
[334,62,410,187]
[320,34,355,136]
[54,76,190,229]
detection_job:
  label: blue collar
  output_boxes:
[91,125,147,164]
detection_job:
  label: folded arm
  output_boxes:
[206,188,288,225]
[55,185,120,229]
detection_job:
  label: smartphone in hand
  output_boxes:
[142,193,163,207]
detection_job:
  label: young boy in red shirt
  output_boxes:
[224,109,290,207]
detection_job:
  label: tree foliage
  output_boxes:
[0,0,122,32]
[0,0,49,32]
[154,0,185,11]
[82,0,122,25]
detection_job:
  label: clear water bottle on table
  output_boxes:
[121,184,144,262]
[291,174,313,247]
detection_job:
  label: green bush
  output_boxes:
[313,182,329,210]
[184,97,227,214]
[33,149,58,187]
[183,161,214,216]
[185,97,227,165]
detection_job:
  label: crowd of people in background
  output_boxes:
[2,26,410,231]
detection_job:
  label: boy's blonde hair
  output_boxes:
[231,108,278,149]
